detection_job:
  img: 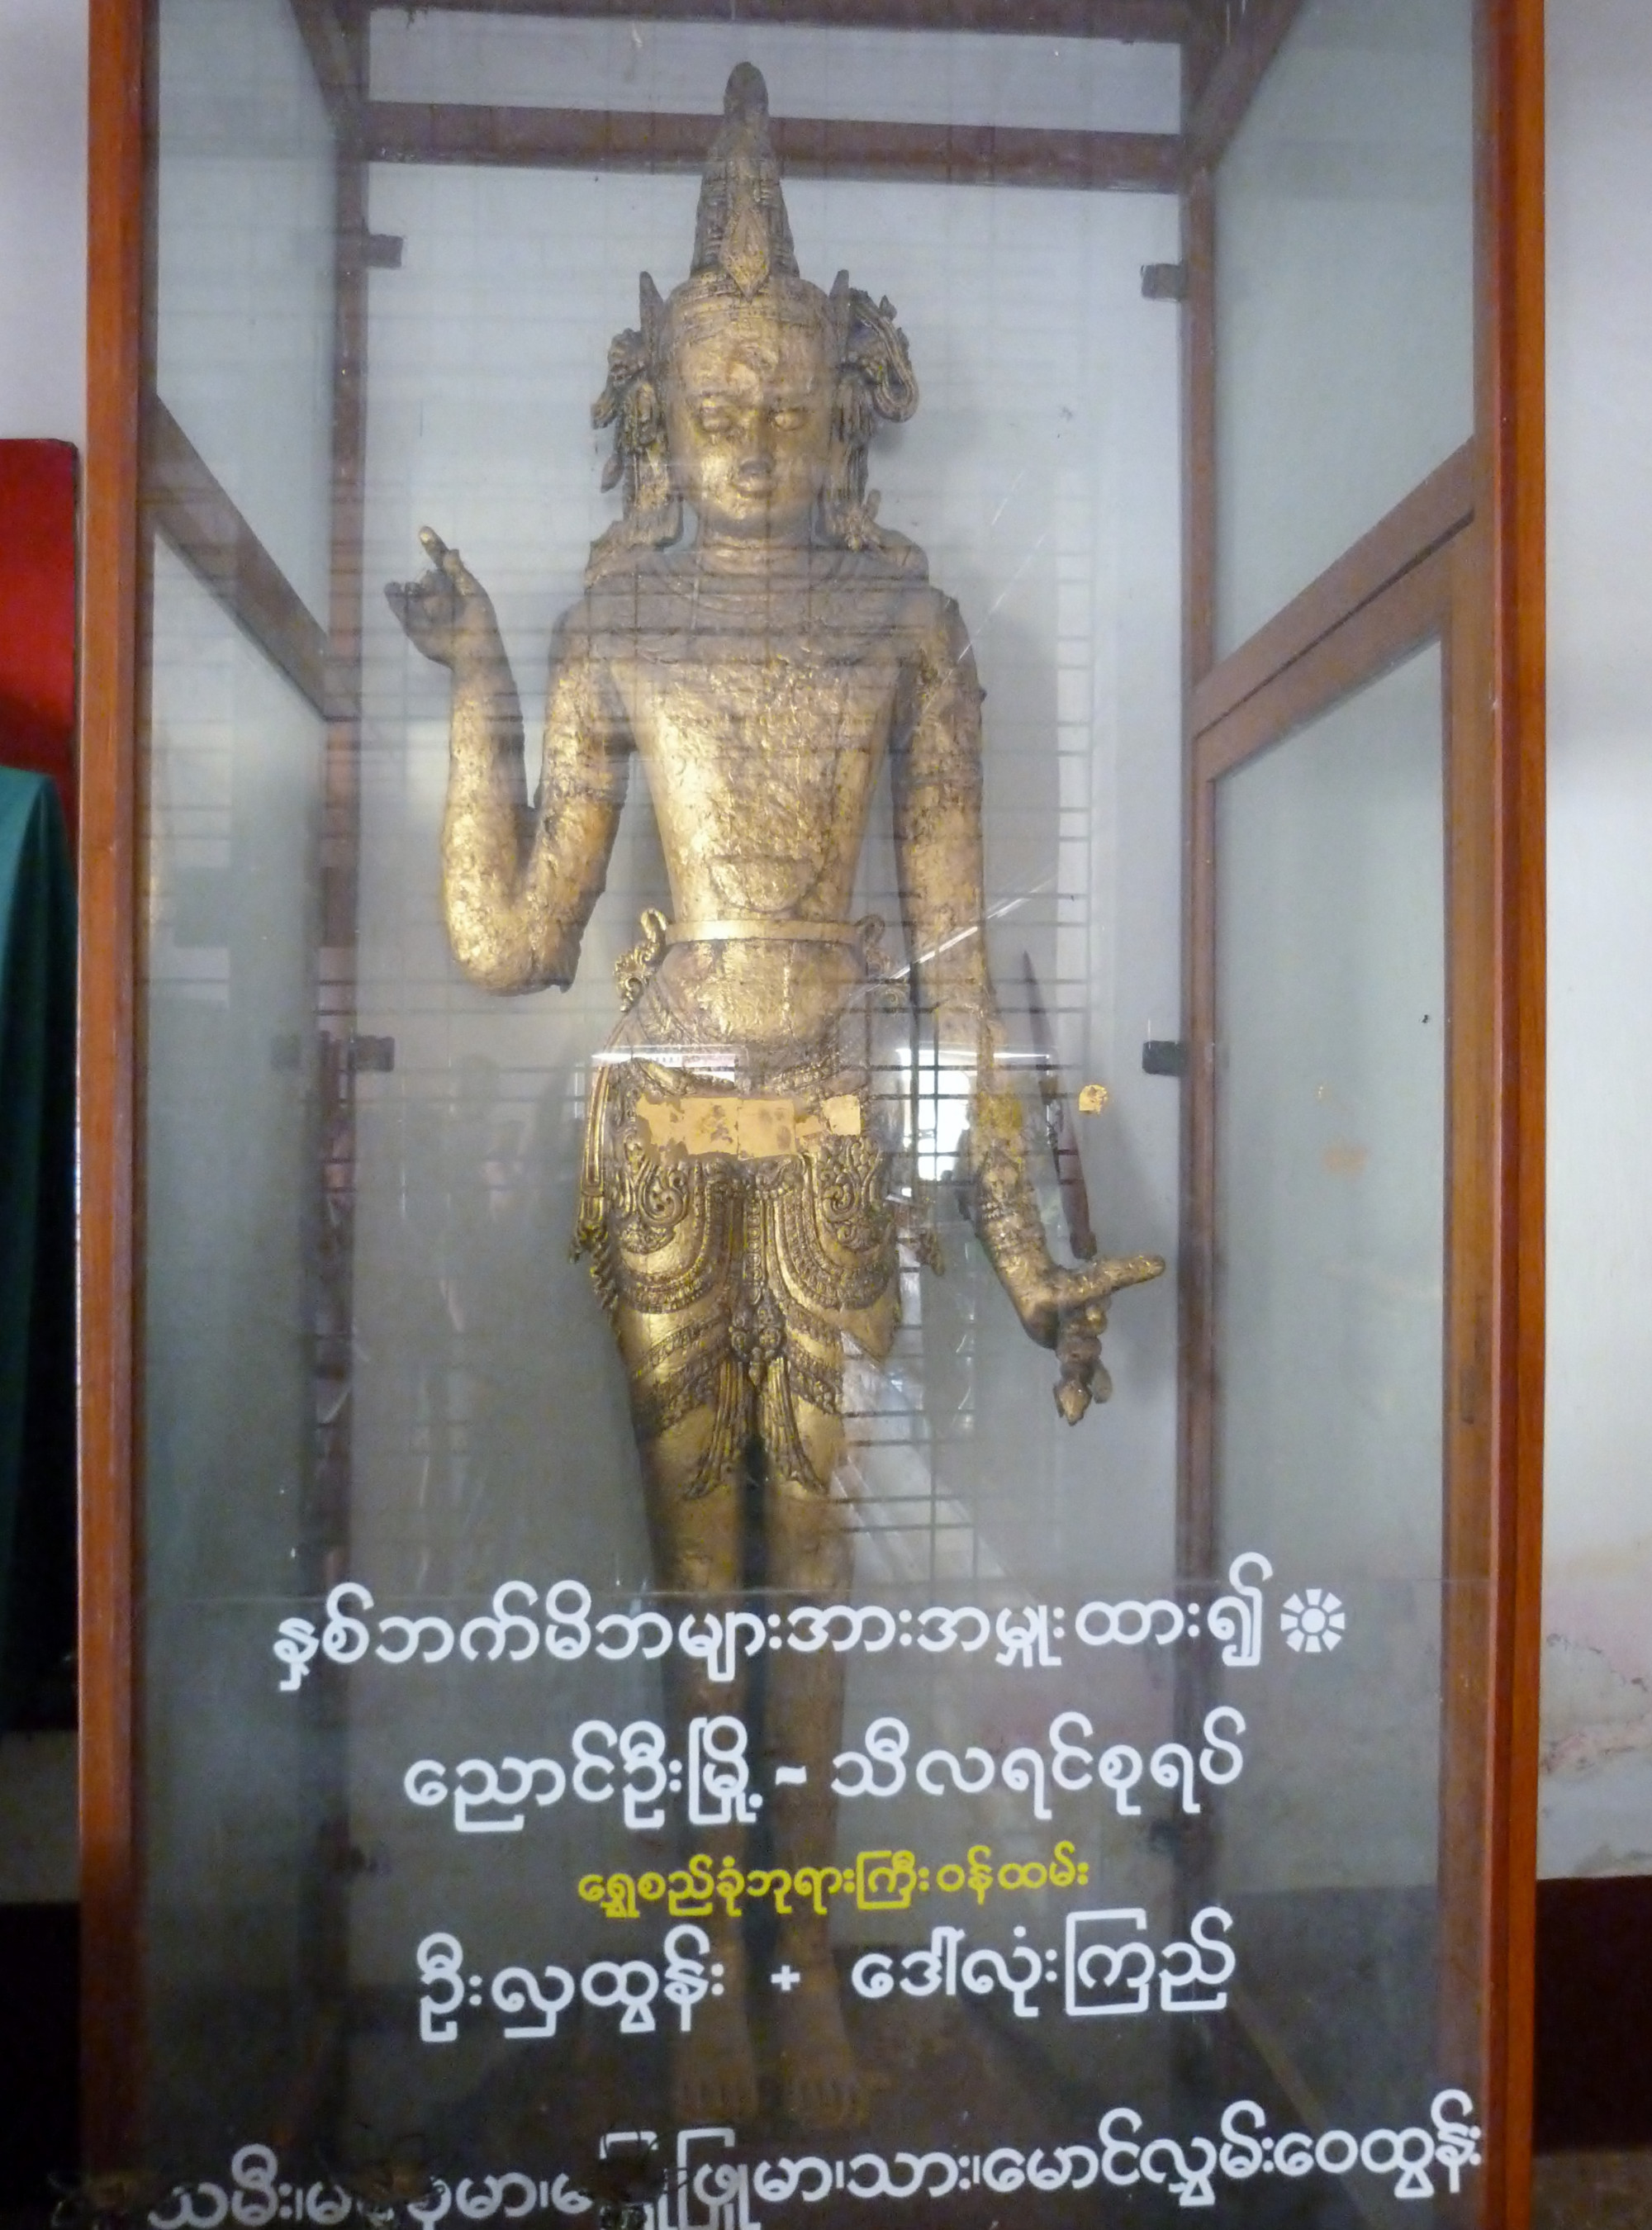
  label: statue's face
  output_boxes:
[665,302,833,542]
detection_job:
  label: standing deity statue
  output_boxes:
[389,64,1162,2133]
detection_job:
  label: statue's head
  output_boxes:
[591,64,918,572]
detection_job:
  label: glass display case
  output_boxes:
[78,0,1545,2219]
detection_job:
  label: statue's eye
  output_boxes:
[696,405,733,434]
[770,409,806,431]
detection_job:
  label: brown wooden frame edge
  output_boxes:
[289,0,360,139]
[1184,0,1306,171]
[367,0,1199,39]
[1180,545,1470,1569]
[1479,0,1546,2221]
[363,102,1184,191]
[81,0,148,2171]
[1184,527,1509,2213]
[1173,0,1546,2212]
[1189,442,1477,739]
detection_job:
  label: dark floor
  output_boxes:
[0,1903,75,2209]
[1534,2154,1652,2228]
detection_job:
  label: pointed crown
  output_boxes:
[589,64,919,580]
[692,62,800,297]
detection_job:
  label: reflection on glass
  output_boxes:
[155,0,336,618]
[1214,0,1474,653]
[128,9,1488,2213]
[143,539,325,2158]
[381,69,1162,2129]
[1212,643,1447,2167]
[352,150,1184,1599]
[1216,643,1445,1603]
[368,12,1183,135]
[339,93,1185,2180]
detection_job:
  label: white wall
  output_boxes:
[0,0,86,444]
[1539,0,1652,1877]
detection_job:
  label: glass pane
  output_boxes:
[142,537,325,2156]
[1213,643,1447,2137]
[368,15,1182,133]
[155,0,336,618]
[130,10,1491,2218]
[352,164,1184,1597]
[1213,0,1474,656]
[325,163,1188,2170]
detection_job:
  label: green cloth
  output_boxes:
[0,767,76,1729]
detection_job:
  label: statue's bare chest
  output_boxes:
[615,623,904,827]
[594,600,910,918]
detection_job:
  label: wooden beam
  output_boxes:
[81,0,146,2173]
[1179,0,1227,116]
[287,0,363,136]
[1480,0,1546,2213]
[364,99,1184,191]
[1189,440,1477,738]
[144,397,330,716]
[368,0,1194,40]
[1184,0,1308,170]
[1190,537,1453,788]
[1174,162,1214,1575]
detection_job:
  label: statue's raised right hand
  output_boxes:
[385,527,501,670]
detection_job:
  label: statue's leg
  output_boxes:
[759,1393,867,2130]
[630,1369,763,2128]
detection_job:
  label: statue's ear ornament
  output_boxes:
[819,273,919,555]
[638,272,667,374]
[827,270,852,364]
[593,326,645,492]
[589,280,677,581]
[839,286,919,425]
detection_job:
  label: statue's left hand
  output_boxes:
[1015,1254,1165,1425]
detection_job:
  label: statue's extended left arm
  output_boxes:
[892,596,1164,1421]
[387,529,629,994]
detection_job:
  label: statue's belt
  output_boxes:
[620,916,885,1155]
[666,917,865,947]
[632,1089,864,1160]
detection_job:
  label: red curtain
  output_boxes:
[0,441,77,854]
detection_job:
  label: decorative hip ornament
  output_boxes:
[388,63,1162,2134]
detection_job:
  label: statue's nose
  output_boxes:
[735,436,775,486]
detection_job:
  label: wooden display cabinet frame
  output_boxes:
[1175,13,1545,2224]
[78,0,1545,2214]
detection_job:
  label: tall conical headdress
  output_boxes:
[588,64,919,580]
[691,63,799,298]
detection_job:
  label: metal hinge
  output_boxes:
[1141,262,1189,301]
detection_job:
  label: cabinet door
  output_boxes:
[77,0,1543,2215]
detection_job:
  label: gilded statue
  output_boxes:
[388,64,1162,2133]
